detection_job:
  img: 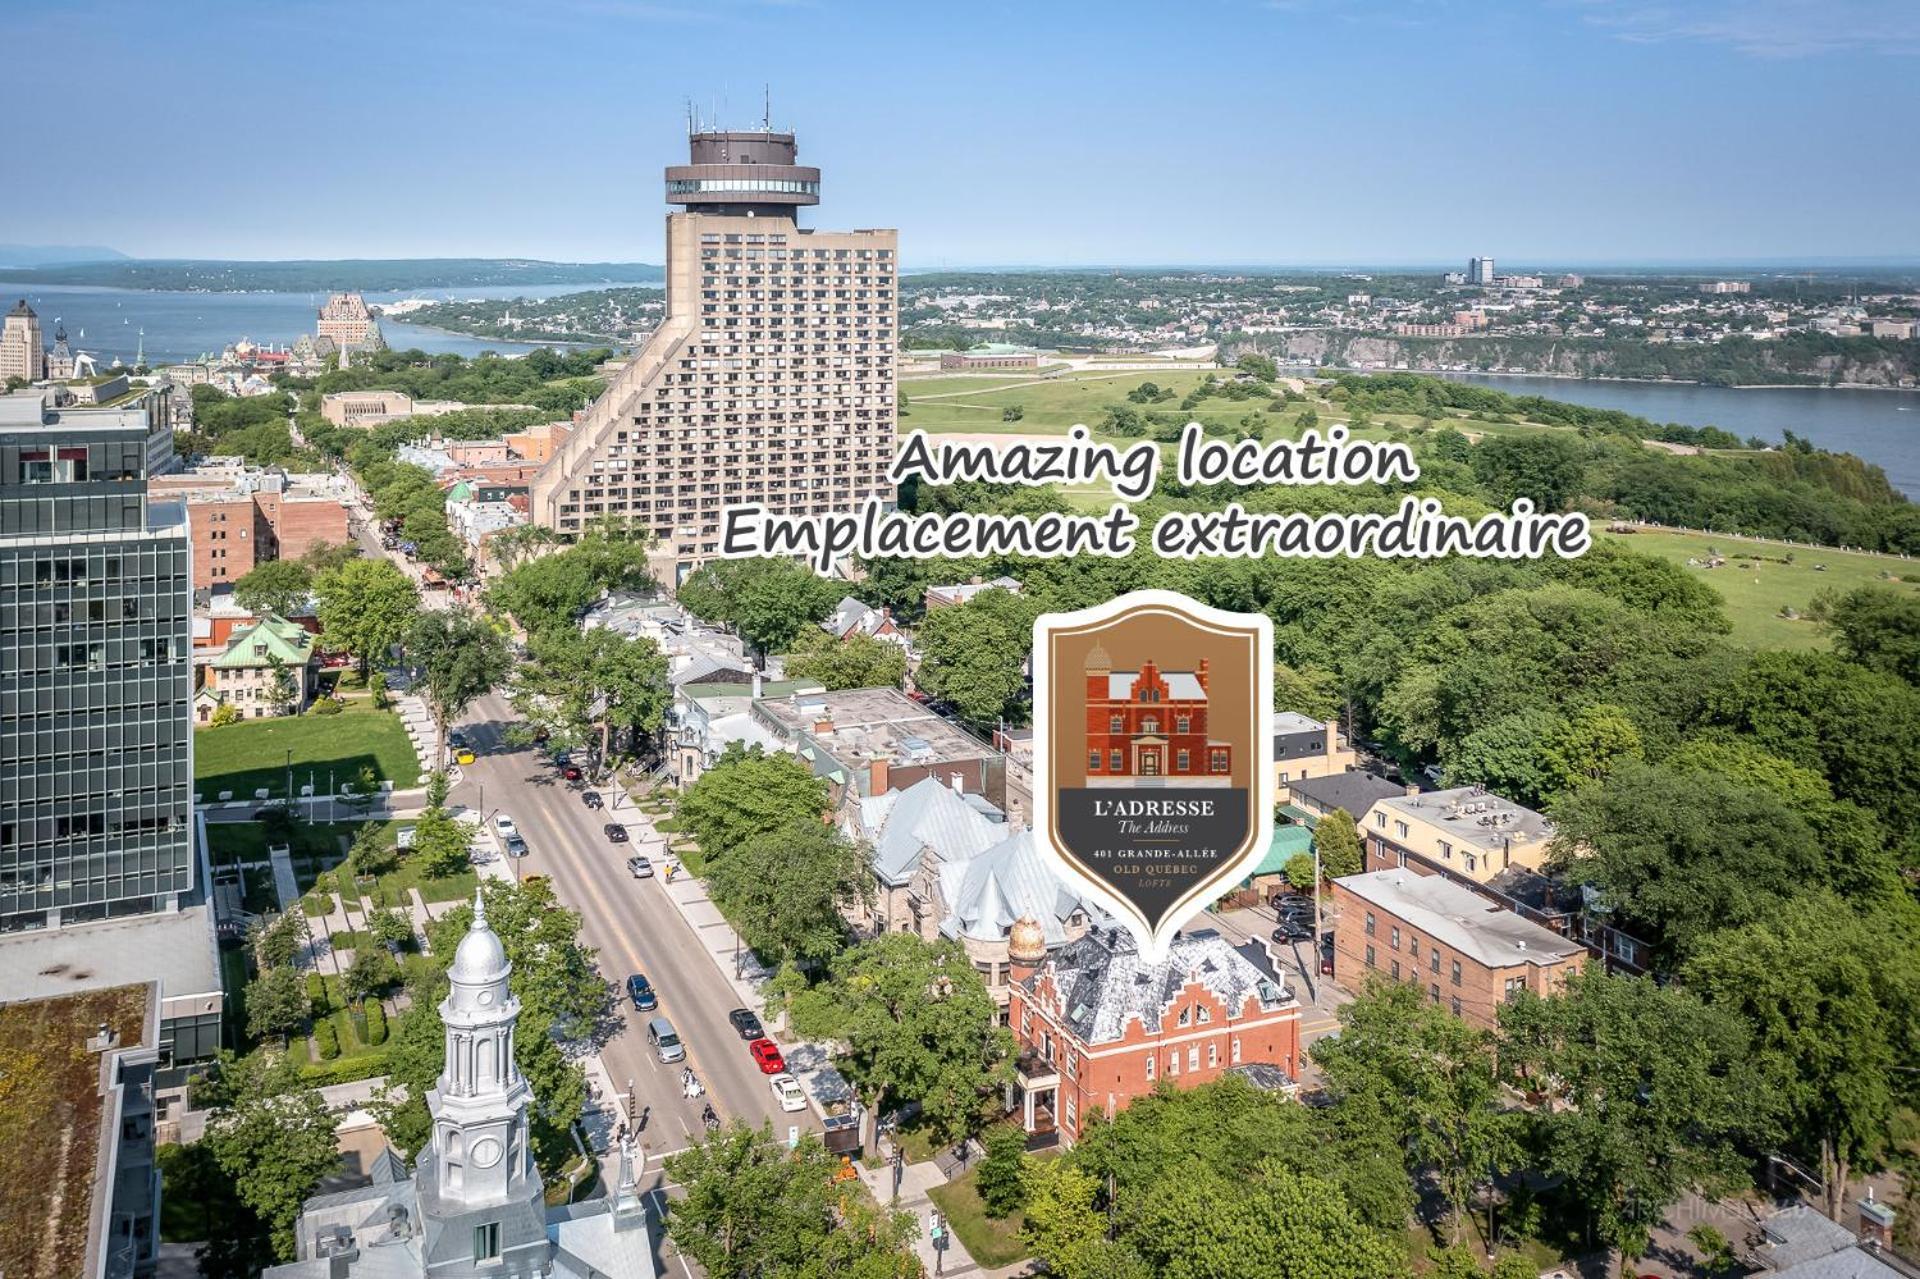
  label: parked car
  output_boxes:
[454,748,477,766]
[1273,920,1314,943]
[604,822,629,843]
[582,791,604,811]
[503,835,530,859]
[748,1037,785,1074]
[562,764,584,782]
[728,1008,764,1040]
[1270,891,1312,912]
[492,814,519,841]
[626,974,657,1011]
[769,1074,806,1113]
[626,855,653,879]
[646,1015,683,1063]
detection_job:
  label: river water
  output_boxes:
[1438,372,1920,497]
[0,281,641,365]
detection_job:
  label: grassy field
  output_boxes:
[195,701,419,802]
[926,1163,1035,1268]
[1598,527,1917,649]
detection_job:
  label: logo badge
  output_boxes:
[1031,590,1274,961]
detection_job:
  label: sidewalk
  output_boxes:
[855,1154,979,1276]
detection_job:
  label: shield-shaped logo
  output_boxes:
[1031,590,1274,962]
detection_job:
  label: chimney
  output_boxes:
[1860,1193,1896,1250]
[751,671,763,699]
[869,757,890,794]
[814,719,834,734]
[1197,658,1209,691]
[1405,782,1420,797]
[950,771,965,795]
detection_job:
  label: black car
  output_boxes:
[627,974,657,1011]
[582,791,604,811]
[728,1008,765,1040]
[504,835,530,859]
[604,822,629,843]
[1271,892,1314,912]
[1273,920,1314,943]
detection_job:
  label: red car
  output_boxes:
[562,764,583,782]
[748,1037,785,1075]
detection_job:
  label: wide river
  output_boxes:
[0,281,643,365]
[1439,371,1920,497]
[3,283,1915,496]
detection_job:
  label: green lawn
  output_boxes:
[1598,528,1917,649]
[927,1166,1032,1268]
[194,702,419,803]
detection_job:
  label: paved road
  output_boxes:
[449,692,820,1160]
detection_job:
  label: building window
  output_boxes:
[1431,983,1440,1003]
[1230,1037,1241,1064]
[1176,750,1190,770]
[1142,716,1159,734]
[1088,750,1102,771]
[1110,749,1123,770]
[1168,1051,1179,1077]
[1409,938,1420,959]
[1451,996,1462,1017]
[1210,749,1229,773]
[1364,913,1376,937]
[1464,854,1477,873]
[1197,1006,1210,1024]
[1504,977,1525,1002]
[1394,820,1409,839]
[1451,959,1463,986]
[1109,715,1124,732]
[1374,812,1386,829]
[1145,1053,1155,1080]
[474,1223,501,1262]
[1390,927,1400,951]
[1430,951,1441,975]
[1365,944,1376,968]
[1438,840,1452,861]
[1390,960,1401,980]
[1064,1096,1077,1131]
[1187,1046,1199,1072]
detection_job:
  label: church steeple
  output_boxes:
[416,890,547,1275]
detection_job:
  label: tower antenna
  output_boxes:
[763,84,771,132]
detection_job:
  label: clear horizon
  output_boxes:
[3,0,1917,266]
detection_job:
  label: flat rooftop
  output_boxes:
[1271,711,1327,735]
[756,686,1000,768]
[1372,785,1554,851]
[0,982,155,1279]
[0,902,223,1024]
[1336,869,1584,969]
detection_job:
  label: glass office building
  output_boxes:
[0,389,193,930]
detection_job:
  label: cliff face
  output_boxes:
[1256,331,1918,388]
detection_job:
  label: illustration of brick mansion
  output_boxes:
[1083,645,1233,785]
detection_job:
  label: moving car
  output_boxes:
[582,791,604,811]
[626,974,657,1011]
[748,1037,785,1075]
[604,822,629,843]
[454,747,477,766]
[728,1008,764,1040]
[646,1015,683,1063]
[626,855,653,879]
[492,814,519,841]
[770,1074,806,1113]
[504,835,529,859]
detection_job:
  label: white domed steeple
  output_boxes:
[448,889,510,986]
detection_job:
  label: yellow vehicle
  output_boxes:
[454,748,477,766]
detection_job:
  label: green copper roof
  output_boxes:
[212,614,315,669]
[1246,825,1314,879]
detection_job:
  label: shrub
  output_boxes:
[367,671,387,709]
[306,971,329,1017]
[208,703,242,728]
[313,1019,340,1060]
[363,999,388,1046]
[312,697,343,716]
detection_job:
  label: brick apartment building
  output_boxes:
[1359,785,1556,886]
[1330,869,1587,1031]
[752,686,1007,812]
[151,467,352,592]
[1084,648,1230,782]
[1008,922,1300,1146]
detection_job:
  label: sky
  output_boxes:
[2,0,1917,267]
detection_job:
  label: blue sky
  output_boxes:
[3,0,1916,266]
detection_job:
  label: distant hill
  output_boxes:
[0,258,664,292]
[0,244,130,268]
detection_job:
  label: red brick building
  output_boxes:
[182,494,271,591]
[1007,919,1300,1146]
[1083,646,1231,782]
[253,492,352,562]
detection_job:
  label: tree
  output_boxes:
[244,964,309,1042]
[201,1052,345,1260]
[1313,807,1363,879]
[1282,849,1317,889]
[409,806,473,878]
[784,628,908,691]
[486,522,654,637]
[1497,968,1771,1274]
[706,820,870,968]
[233,558,314,619]
[678,557,841,658]
[678,745,830,857]
[266,654,298,714]
[1236,352,1278,381]
[913,587,1039,725]
[341,945,399,1003]
[1022,1159,1146,1279]
[1312,981,1520,1243]
[1133,1160,1404,1279]
[253,910,308,969]
[1816,584,1920,683]
[664,1123,919,1279]
[509,625,670,763]
[976,1124,1029,1218]
[1539,702,1642,792]
[315,556,420,677]
[1685,892,1920,1220]
[406,606,511,767]
[1469,433,1588,511]
[796,932,1013,1149]
[368,905,415,949]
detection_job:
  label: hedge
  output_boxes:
[364,1000,388,1046]
[306,972,329,1017]
[313,1020,340,1060]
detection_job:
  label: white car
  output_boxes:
[769,1073,806,1113]
[492,814,519,842]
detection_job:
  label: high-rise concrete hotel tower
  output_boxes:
[530,123,897,583]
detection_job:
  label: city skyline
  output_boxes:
[3,0,1917,266]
